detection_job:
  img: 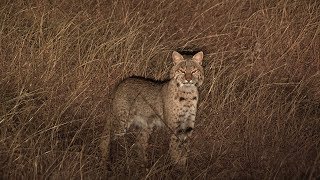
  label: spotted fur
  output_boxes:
[100,51,204,168]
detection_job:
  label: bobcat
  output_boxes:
[100,51,204,168]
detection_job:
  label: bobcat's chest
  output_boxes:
[175,85,198,119]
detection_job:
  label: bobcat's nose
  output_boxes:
[185,73,192,82]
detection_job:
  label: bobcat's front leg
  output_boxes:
[168,112,194,168]
[169,133,190,168]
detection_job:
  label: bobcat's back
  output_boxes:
[112,77,167,131]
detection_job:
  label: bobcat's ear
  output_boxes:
[193,51,204,65]
[172,51,184,65]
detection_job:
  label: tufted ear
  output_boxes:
[193,51,204,65]
[172,51,184,65]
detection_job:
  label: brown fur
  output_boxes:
[100,51,204,168]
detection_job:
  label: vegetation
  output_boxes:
[0,0,319,179]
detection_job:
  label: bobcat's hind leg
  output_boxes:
[135,127,152,167]
[100,119,112,163]
[100,112,129,161]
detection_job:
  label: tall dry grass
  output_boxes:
[0,0,319,179]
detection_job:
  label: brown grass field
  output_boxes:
[0,0,320,179]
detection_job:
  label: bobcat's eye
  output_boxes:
[178,69,185,73]
[191,70,198,74]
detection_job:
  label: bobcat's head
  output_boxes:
[170,51,204,87]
